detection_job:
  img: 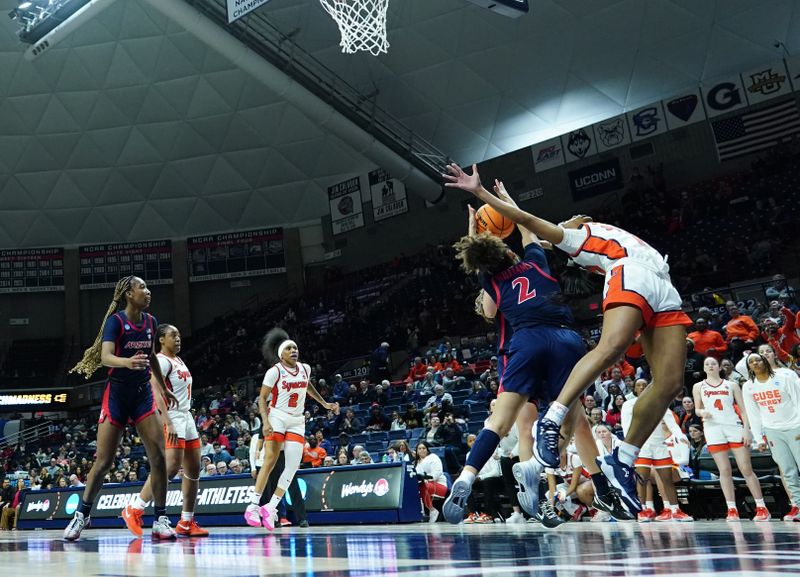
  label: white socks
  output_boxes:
[268,494,281,509]
[181,511,193,522]
[545,402,569,426]
[726,500,736,509]
[250,492,261,506]
[617,442,640,467]
[132,495,148,511]
[646,501,655,511]
[755,498,766,508]
[458,470,476,485]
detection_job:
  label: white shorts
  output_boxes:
[267,408,305,444]
[165,410,199,450]
[704,422,745,453]
[636,441,673,469]
[604,263,691,329]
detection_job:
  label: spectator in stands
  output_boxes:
[230,460,244,475]
[336,451,349,466]
[401,382,421,405]
[588,408,604,431]
[302,437,327,468]
[420,371,438,395]
[765,274,796,305]
[395,440,414,462]
[215,461,230,476]
[684,338,706,391]
[350,446,365,465]
[202,462,216,478]
[69,474,84,488]
[374,383,390,406]
[605,395,625,431]
[337,433,354,461]
[687,317,727,360]
[725,301,760,358]
[234,438,250,462]
[595,423,620,458]
[440,368,464,392]
[358,452,373,465]
[323,456,335,467]
[371,342,391,383]
[337,409,362,436]
[332,374,349,403]
[390,411,406,431]
[687,424,706,479]
[0,479,24,531]
[212,442,232,465]
[383,446,401,463]
[403,404,422,430]
[678,397,702,433]
[407,357,428,384]
[582,395,601,417]
[315,430,333,455]
[596,367,626,407]
[414,441,447,523]
[423,416,442,446]
[356,381,372,404]
[199,434,214,460]
[464,381,490,408]
[424,384,453,415]
[721,358,746,384]
[761,307,799,364]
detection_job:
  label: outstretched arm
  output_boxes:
[444,163,566,245]
[492,179,540,247]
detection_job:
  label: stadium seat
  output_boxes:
[368,431,389,442]
[388,430,406,441]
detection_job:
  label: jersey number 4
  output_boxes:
[713,399,723,411]
[288,392,300,408]
[512,277,537,304]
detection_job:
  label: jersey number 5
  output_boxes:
[512,277,537,304]
[288,392,300,408]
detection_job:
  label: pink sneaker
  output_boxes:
[261,504,277,531]
[244,504,262,528]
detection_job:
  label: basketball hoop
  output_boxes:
[319,0,390,56]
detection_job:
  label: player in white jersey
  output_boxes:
[244,328,338,530]
[692,356,769,521]
[444,162,691,514]
[122,324,209,537]
[742,352,800,521]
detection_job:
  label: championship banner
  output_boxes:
[368,169,408,222]
[703,74,748,118]
[0,248,64,294]
[627,102,668,142]
[593,114,631,152]
[663,89,707,129]
[741,61,792,105]
[329,176,365,235]
[18,463,422,528]
[79,241,172,289]
[561,126,598,163]
[187,228,286,282]
[226,0,273,23]
[0,390,68,411]
[531,136,565,172]
[568,158,623,201]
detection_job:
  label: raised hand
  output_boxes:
[493,179,517,207]
[467,205,477,236]
[443,163,482,195]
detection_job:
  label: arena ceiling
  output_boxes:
[0,0,795,248]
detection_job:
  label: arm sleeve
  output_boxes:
[741,383,763,440]
[102,314,122,343]
[523,243,549,270]
[554,225,589,256]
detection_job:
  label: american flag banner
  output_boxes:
[711,98,800,161]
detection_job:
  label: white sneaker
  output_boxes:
[152,516,177,540]
[591,510,612,523]
[428,509,439,523]
[506,511,525,524]
[64,512,89,541]
[512,459,544,517]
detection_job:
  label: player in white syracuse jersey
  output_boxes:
[244,328,338,530]
[123,324,210,537]
[695,356,770,521]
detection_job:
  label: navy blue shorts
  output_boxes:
[498,326,585,403]
[99,381,157,429]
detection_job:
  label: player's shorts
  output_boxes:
[704,422,745,453]
[635,441,673,469]
[99,380,156,429]
[499,326,585,403]
[603,262,692,329]
[266,408,305,444]
[164,409,200,450]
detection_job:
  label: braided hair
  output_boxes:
[70,275,136,378]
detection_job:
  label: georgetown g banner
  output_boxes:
[568,158,624,201]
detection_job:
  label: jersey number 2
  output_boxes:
[512,277,537,304]
[288,392,300,408]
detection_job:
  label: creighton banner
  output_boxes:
[329,176,365,235]
[369,169,408,222]
[226,0,273,22]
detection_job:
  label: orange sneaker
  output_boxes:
[638,508,655,523]
[783,506,800,521]
[122,505,144,537]
[753,506,771,522]
[672,509,694,522]
[726,508,740,522]
[175,519,209,537]
[654,509,673,522]
[463,513,478,524]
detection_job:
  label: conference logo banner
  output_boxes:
[368,169,408,222]
[329,176,365,235]
[187,228,285,282]
[561,127,598,163]
[663,88,706,129]
[593,115,631,153]
[226,0,273,23]
[531,136,565,171]
[627,102,668,142]
[703,75,748,118]
[0,248,64,294]
[742,61,792,105]
[568,158,623,201]
[79,241,172,289]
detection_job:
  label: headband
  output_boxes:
[278,339,297,358]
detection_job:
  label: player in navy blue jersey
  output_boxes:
[64,276,178,541]
[443,182,587,524]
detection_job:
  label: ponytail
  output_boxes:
[70,276,134,378]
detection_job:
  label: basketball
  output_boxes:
[475,205,514,239]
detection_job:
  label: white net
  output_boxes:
[319,0,390,56]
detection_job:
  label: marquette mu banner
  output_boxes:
[0,248,64,294]
[329,176,365,235]
[369,169,408,222]
[187,228,285,282]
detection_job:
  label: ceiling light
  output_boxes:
[18,2,32,9]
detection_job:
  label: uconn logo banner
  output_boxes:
[568,158,624,201]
